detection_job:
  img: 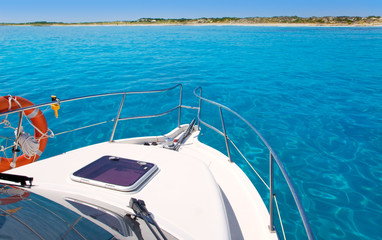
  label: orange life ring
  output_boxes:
[0,96,48,172]
[0,185,31,205]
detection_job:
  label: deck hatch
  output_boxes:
[71,155,157,191]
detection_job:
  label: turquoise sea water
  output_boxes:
[1,26,382,239]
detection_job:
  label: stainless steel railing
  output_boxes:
[193,87,315,240]
[0,84,183,120]
[0,84,184,161]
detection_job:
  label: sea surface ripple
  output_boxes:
[1,26,381,240]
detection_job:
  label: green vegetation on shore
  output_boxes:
[1,16,381,26]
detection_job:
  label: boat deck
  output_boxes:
[5,128,278,240]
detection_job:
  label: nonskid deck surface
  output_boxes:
[5,127,278,240]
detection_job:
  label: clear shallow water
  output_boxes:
[1,26,382,239]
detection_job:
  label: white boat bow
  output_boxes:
[0,84,314,240]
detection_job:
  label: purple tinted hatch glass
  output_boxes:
[73,155,156,187]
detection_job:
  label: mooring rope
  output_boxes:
[15,127,39,158]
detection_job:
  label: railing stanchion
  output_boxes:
[11,112,23,168]
[197,88,202,129]
[219,107,232,162]
[269,152,275,232]
[109,93,126,142]
[178,85,183,128]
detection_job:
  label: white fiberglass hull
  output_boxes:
[5,126,278,240]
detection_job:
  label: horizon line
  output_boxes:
[1,16,381,24]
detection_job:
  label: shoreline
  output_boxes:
[2,23,382,27]
[2,16,381,27]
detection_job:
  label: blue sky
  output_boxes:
[1,0,381,23]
